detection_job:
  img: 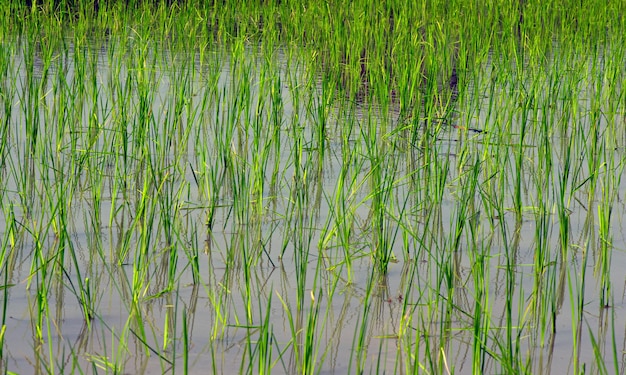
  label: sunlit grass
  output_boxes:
[0,0,625,374]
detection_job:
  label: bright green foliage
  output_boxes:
[0,0,625,374]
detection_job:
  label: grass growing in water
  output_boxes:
[1,0,626,374]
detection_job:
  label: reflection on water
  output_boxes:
[1,34,626,374]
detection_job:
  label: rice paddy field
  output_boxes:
[1,0,626,374]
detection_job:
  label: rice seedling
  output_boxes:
[1,0,626,374]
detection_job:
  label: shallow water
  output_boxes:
[1,35,626,374]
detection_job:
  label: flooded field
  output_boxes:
[1,1,626,374]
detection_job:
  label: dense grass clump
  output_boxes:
[1,0,625,374]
